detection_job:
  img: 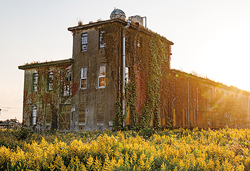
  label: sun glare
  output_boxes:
[202,25,250,92]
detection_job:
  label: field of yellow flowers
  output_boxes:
[1,127,250,170]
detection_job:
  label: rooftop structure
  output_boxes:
[110,8,126,19]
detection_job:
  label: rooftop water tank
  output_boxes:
[129,15,144,26]
[110,8,126,20]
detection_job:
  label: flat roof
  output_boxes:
[18,58,73,70]
[68,18,174,45]
[170,69,250,95]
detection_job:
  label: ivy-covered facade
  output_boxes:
[67,18,174,131]
[19,11,250,131]
[19,59,73,131]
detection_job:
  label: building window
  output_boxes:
[99,31,106,49]
[81,33,88,52]
[61,70,71,96]
[80,68,87,89]
[32,106,37,126]
[33,73,38,92]
[125,67,130,83]
[48,71,53,91]
[98,66,106,88]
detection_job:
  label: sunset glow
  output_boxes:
[1,0,250,121]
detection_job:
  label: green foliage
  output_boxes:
[139,104,151,129]
[96,22,123,67]
[140,35,169,130]
[125,68,139,130]
[163,109,174,130]
[12,127,32,140]
[138,127,156,139]
[113,93,123,131]
[101,22,170,131]
[44,128,58,135]
[23,65,72,129]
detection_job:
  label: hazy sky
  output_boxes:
[1,0,250,121]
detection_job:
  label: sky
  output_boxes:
[1,0,250,122]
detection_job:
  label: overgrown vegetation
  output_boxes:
[138,127,155,139]
[12,127,32,141]
[139,35,169,130]
[102,22,171,131]
[113,93,123,131]
[1,128,250,170]
[23,64,72,131]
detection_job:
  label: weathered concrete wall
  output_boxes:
[168,69,250,128]
[71,27,119,131]
[21,63,72,131]
[23,68,36,127]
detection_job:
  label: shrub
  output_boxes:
[12,127,31,140]
[139,127,155,139]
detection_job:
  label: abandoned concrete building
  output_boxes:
[19,9,250,131]
[168,69,250,128]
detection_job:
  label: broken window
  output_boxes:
[32,106,37,125]
[98,65,106,88]
[81,33,88,52]
[48,71,53,91]
[64,71,71,96]
[125,67,130,83]
[33,73,38,92]
[80,68,87,89]
[61,68,71,96]
[99,31,106,49]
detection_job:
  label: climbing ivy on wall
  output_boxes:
[139,35,169,130]
[96,21,171,131]
[97,20,248,130]
[96,23,123,69]
[23,64,72,130]
[125,69,138,129]
[112,92,123,131]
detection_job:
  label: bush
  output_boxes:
[12,127,31,140]
[44,129,57,135]
[139,127,155,139]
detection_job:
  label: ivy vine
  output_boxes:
[139,35,169,130]
[95,21,171,131]
[112,92,123,131]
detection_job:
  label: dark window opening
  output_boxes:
[80,68,87,89]
[81,33,88,52]
[99,31,106,49]
[33,73,38,92]
[32,106,37,125]
[48,71,53,91]
[61,70,71,96]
